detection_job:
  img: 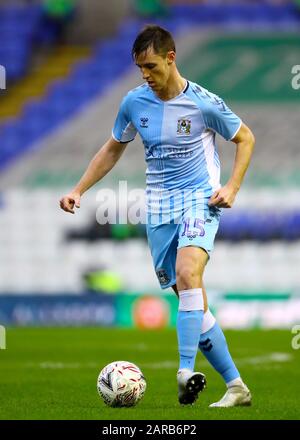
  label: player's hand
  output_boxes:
[59,192,81,214]
[208,184,238,208]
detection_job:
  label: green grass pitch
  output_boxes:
[0,327,299,420]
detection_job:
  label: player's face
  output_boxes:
[135,47,175,92]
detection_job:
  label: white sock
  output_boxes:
[178,288,204,311]
[201,309,216,334]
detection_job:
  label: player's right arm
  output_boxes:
[59,136,128,214]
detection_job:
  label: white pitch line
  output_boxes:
[25,361,99,369]
[141,352,293,370]
[24,352,292,370]
[236,352,293,366]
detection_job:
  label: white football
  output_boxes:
[97,360,146,407]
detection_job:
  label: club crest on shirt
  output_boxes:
[156,268,170,286]
[177,118,191,136]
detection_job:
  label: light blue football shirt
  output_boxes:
[112,80,241,220]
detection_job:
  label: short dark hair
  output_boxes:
[131,25,176,60]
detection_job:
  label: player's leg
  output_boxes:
[175,281,237,377]
[174,281,251,407]
[175,246,207,404]
[174,201,220,404]
[199,286,239,384]
[174,201,251,406]
[146,222,206,403]
[199,299,251,407]
[172,283,208,312]
[176,246,207,372]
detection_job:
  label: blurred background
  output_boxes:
[0,0,300,330]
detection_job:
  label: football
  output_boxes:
[97,361,146,407]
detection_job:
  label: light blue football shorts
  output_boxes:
[146,203,222,289]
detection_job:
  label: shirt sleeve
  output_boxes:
[112,94,137,143]
[203,94,242,141]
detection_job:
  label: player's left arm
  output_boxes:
[209,122,255,208]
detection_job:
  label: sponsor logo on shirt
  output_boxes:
[140,117,149,128]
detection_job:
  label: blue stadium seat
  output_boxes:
[0,120,24,167]
[0,4,42,81]
[217,210,300,242]
[1,5,300,172]
[282,212,300,240]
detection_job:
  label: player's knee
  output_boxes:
[176,265,199,289]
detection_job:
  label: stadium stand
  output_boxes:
[0,2,299,328]
[0,46,90,119]
[0,4,42,81]
[1,2,300,171]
